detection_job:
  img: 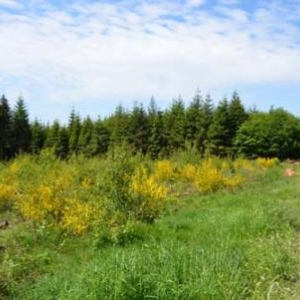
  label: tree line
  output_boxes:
[1,91,300,160]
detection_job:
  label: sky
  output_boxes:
[0,0,300,123]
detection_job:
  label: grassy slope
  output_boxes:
[1,164,300,299]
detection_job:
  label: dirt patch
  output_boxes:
[283,168,296,177]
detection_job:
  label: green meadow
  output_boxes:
[0,154,299,299]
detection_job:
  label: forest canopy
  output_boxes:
[1,92,300,160]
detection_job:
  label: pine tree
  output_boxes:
[203,94,214,129]
[148,111,167,159]
[68,109,81,155]
[148,96,158,125]
[207,98,230,157]
[11,97,31,155]
[55,126,69,159]
[164,97,186,153]
[31,119,46,154]
[78,116,94,155]
[0,95,12,159]
[227,92,248,153]
[109,105,130,147]
[186,90,204,147]
[128,103,150,154]
[194,93,214,155]
[45,120,61,149]
[93,118,110,155]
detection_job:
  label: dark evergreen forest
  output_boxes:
[1,91,300,160]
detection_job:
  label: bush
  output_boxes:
[130,165,168,223]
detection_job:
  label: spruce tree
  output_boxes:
[207,98,230,157]
[196,93,214,155]
[148,96,158,126]
[78,116,94,155]
[128,103,150,154]
[109,105,130,147]
[186,90,204,148]
[148,111,167,159]
[164,97,186,153]
[45,120,61,149]
[0,95,12,159]
[55,126,69,159]
[228,92,248,154]
[31,119,46,154]
[203,94,214,129]
[11,97,31,155]
[93,118,110,155]
[68,109,81,155]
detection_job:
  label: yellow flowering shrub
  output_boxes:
[59,199,98,235]
[233,158,255,172]
[223,175,244,190]
[0,182,18,210]
[8,161,20,174]
[131,166,168,201]
[0,162,19,210]
[10,156,101,235]
[16,183,98,235]
[256,157,279,170]
[180,164,197,182]
[153,160,177,182]
[0,151,281,237]
[191,158,244,194]
[194,160,225,193]
[15,186,55,222]
[130,165,168,222]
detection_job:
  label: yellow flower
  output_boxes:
[129,165,168,221]
[60,200,97,235]
[153,160,177,182]
[180,164,197,182]
[256,157,279,170]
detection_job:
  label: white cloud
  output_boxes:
[0,0,299,120]
[0,0,21,8]
[187,0,205,7]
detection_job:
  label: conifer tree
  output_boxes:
[55,126,69,159]
[186,90,204,147]
[189,94,214,155]
[78,116,94,155]
[45,120,61,149]
[68,109,81,155]
[207,98,230,157]
[195,93,214,155]
[203,94,214,129]
[148,111,166,159]
[31,119,46,154]
[164,97,186,153]
[11,97,31,155]
[93,118,110,155]
[0,95,12,159]
[128,103,150,154]
[109,105,130,147]
[228,92,248,154]
[148,96,158,126]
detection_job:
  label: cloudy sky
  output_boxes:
[0,0,299,122]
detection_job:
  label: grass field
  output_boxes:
[0,155,299,299]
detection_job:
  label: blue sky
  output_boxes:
[0,0,299,123]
